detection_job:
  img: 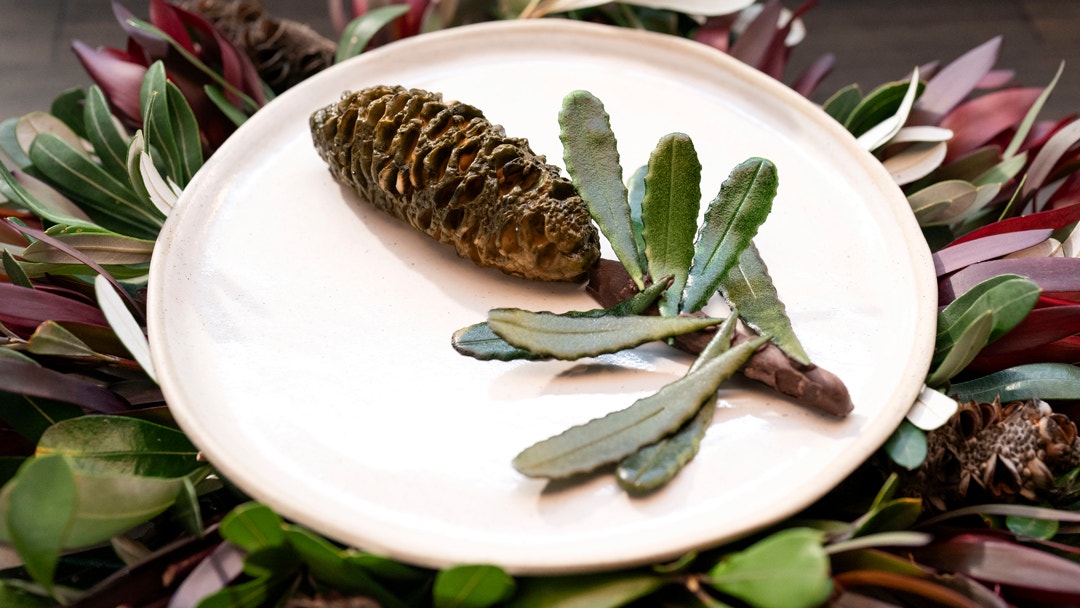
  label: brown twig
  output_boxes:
[586,258,854,417]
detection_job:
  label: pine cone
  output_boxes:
[309,85,601,282]
[899,398,1080,512]
[179,0,336,93]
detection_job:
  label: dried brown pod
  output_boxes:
[180,0,336,93]
[309,85,601,282]
[899,398,1080,512]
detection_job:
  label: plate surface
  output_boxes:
[148,20,936,574]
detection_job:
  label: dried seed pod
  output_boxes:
[309,85,601,281]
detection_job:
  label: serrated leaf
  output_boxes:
[513,335,767,478]
[682,157,777,314]
[642,133,701,316]
[36,415,199,478]
[434,565,516,608]
[488,310,721,361]
[883,419,927,470]
[708,528,831,608]
[559,90,645,289]
[720,242,809,364]
[336,5,411,62]
[83,85,130,182]
[21,231,154,265]
[927,309,994,387]
[948,363,1080,403]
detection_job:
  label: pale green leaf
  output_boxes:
[336,5,411,62]
[935,275,1040,359]
[434,565,516,608]
[5,455,76,592]
[165,81,203,186]
[642,133,701,316]
[219,502,287,552]
[95,274,157,382]
[1004,61,1064,158]
[682,158,777,314]
[949,363,1080,403]
[708,528,831,608]
[15,112,86,159]
[559,90,645,289]
[883,419,927,470]
[927,310,994,387]
[21,231,154,265]
[0,157,100,231]
[25,321,99,358]
[83,85,130,181]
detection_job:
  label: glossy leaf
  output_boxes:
[720,242,809,364]
[36,416,199,478]
[0,455,184,550]
[336,5,410,62]
[927,309,994,386]
[5,455,76,592]
[21,230,155,265]
[709,528,831,608]
[433,565,516,608]
[505,572,663,608]
[513,335,767,478]
[559,90,644,289]
[0,390,83,446]
[883,420,927,470]
[453,281,667,361]
[219,502,287,552]
[1007,515,1059,540]
[948,363,1080,402]
[83,85,130,181]
[642,133,701,316]
[978,305,1080,355]
[487,310,721,361]
[933,229,1052,275]
[948,198,1080,247]
[682,158,777,314]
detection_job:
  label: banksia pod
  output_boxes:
[309,85,601,282]
[180,0,336,93]
[899,399,1080,512]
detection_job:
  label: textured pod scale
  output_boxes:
[309,85,601,281]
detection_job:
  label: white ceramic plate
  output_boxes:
[148,19,936,574]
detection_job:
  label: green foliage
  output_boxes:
[883,419,928,470]
[337,5,412,62]
[708,528,832,608]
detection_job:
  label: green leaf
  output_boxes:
[83,85,130,182]
[505,572,663,608]
[626,164,648,271]
[614,313,739,492]
[487,310,722,360]
[0,391,83,445]
[165,81,203,186]
[283,526,408,608]
[0,455,184,550]
[433,564,516,608]
[0,579,57,607]
[1004,61,1064,158]
[844,78,924,138]
[883,420,927,470]
[949,363,1080,403]
[2,251,32,288]
[28,133,163,239]
[24,321,99,358]
[195,571,298,608]
[708,528,832,608]
[855,68,922,151]
[822,84,862,124]
[1007,515,1058,540]
[204,86,249,128]
[50,87,88,140]
[682,158,777,314]
[928,309,994,387]
[220,502,287,552]
[125,130,152,205]
[140,63,180,183]
[719,242,809,364]
[336,5,411,62]
[513,335,767,478]
[20,230,154,265]
[559,90,645,289]
[95,274,157,382]
[641,133,701,316]
[935,275,1040,359]
[16,112,85,160]
[36,416,200,478]
[0,155,101,231]
[852,498,922,537]
[0,117,32,168]
[5,455,76,592]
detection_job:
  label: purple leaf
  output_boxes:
[911,535,1080,603]
[0,358,128,413]
[149,0,198,54]
[940,87,1042,162]
[792,52,835,98]
[940,257,1080,304]
[1023,118,1080,199]
[934,228,1054,276]
[948,201,1080,246]
[173,6,266,106]
[729,0,783,70]
[978,305,1080,355]
[70,40,147,126]
[912,36,1002,125]
[976,69,1015,90]
[693,14,737,52]
[0,283,109,333]
[112,0,168,59]
[166,541,245,607]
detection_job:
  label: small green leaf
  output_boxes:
[559,90,645,289]
[83,85,131,182]
[50,87,88,140]
[434,565,516,608]
[934,275,1039,364]
[0,579,57,607]
[883,420,928,470]
[283,526,408,608]
[822,84,862,124]
[336,5,411,62]
[2,251,32,289]
[844,78,924,138]
[25,321,99,358]
[852,498,922,537]
[708,528,831,608]
[141,63,181,183]
[36,415,200,478]
[682,158,777,314]
[928,310,994,387]
[1007,515,1058,540]
[165,81,203,186]
[505,572,663,608]
[5,455,76,593]
[719,242,809,364]
[220,502,287,552]
[949,363,1080,403]
[513,335,767,478]
[487,310,722,360]
[641,133,701,316]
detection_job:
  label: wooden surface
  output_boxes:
[0,1,1078,126]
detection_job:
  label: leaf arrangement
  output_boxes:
[1,0,1080,606]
